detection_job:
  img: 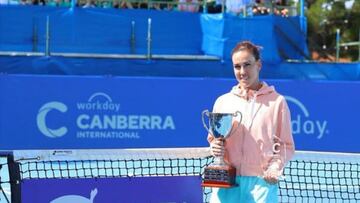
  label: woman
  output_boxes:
[208,41,295,203]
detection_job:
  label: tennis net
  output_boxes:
[1,148,360,202]
[280,150,360,203]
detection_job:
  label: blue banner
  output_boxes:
[0,75,359,152]
[0,6,202,55]
[275,81,360,153]
[21,176,202,203]
[0,75,219,149]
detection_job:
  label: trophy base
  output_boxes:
[202,165,236,188]
[201,181,236,188]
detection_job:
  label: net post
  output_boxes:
[7,155,21,203]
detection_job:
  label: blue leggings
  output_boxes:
[210,176,278,203]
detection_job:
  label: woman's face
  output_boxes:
[232,50,262,90]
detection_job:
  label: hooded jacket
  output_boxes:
[207,82,295,176]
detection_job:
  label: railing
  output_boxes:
[0,15,221,61]
[0,0,304,61]
[1,0,301,17]
[336,28,360,62]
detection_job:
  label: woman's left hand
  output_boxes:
[263,168,279,184]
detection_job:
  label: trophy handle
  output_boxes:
[202,109,213,136]
[233,111,243,131]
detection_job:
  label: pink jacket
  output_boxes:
[208,82,295,176]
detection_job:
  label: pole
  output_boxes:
[300,0,304,19]
[45,16,50,57]
[130,21,135,54]
[336,29,340,62]
[300,0,305,33]
[358,28,360,61]
[221,0,225,14]
[147,18,152,60]
[71,0,76,9]
[32,18,38,52]
[202,0,207,14]
[8,155,21,203]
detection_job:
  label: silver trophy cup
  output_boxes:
[201,109,242,188]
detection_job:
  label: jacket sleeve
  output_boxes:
[268,97,295,173]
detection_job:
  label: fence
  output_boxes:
[1,0,301,17]
[336,28,360,62]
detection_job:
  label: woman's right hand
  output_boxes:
[210,138,225,157]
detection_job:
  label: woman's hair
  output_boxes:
[231,41,262,61]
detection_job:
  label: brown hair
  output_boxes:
[231,41,261,61]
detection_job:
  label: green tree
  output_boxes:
[307,0,360,61]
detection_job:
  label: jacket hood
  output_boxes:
[230,82,275,100]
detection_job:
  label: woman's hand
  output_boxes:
[263,167,280,184]
[210,138,225,157]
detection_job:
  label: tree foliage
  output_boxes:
[306,0,360,61]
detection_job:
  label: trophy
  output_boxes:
[201,110,242,188]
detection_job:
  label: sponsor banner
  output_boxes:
[21,176,202,203]
[275,81,360,153]
[0,75,216,149]
[0,75,359,152]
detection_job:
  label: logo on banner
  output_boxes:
[50,188,98,203]
[37,92,176,139]
[37,102,68,138]
[285,96,329,139]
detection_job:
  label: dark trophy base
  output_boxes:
[202,165,236,188]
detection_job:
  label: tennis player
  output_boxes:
[208,41,295,203]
